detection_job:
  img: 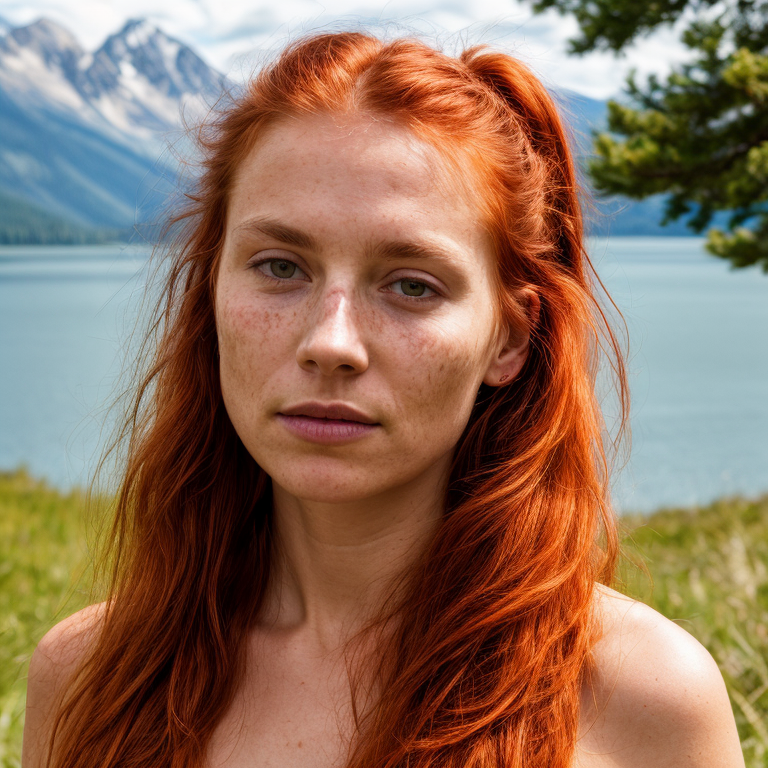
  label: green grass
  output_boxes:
[618,495,768,765]
[1,468,766,766]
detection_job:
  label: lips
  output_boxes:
[279,401,378,424]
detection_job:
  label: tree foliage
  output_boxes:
[530,0,768,271]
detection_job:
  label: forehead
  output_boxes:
[225,112,492,256]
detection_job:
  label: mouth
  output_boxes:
[283,415,374,424]
[276,412,381,444]
[278,401,379,425]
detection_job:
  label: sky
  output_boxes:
[0,0,696,99]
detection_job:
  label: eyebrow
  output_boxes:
[233,216,459,265]
[234,217,317,251]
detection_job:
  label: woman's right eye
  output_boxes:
[250,258,305,281]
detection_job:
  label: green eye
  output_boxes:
[252,257,438,302]
[399,279,427,297]
[270,260,297,278]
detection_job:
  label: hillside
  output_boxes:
[0,189,127,245]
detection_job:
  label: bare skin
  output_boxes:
[199,584,747,768]
[22,586,745,768]
[22,113,745,768]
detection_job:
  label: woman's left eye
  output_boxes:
[250,258,305,281]
[249,257,439,301]
[388,278,438,300]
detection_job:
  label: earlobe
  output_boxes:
[485,338,528,387]
[484,287,539,387]
[482,327,529,387]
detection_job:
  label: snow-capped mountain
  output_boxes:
[84,19,226,137]
[0,17,229,230]
[0,16,691,239]
[0,19,87,115]
[0,17,227,148]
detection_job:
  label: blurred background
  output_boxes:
[0,0,766,512]
[0,0,766,765]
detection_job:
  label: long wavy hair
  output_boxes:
[44,30,629,768]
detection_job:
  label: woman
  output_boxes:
[22,31,744,768]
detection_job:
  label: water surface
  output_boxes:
[1,238,765,513]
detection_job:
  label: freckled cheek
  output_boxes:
[216,292,291,384]
[394,329,484,435]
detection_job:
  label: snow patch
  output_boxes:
[95,93,150,135]
[124,21,156,50]
[0,149,47,180]
[0,47,85,110]
[157,35,181,68]
[119,58,139,81]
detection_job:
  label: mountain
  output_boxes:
[0,17,228,233]
[0,16,697,241]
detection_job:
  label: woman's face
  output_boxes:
[216,112,527,504]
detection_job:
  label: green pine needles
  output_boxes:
[531,0,768,272]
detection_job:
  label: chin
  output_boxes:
[266,461,396,506]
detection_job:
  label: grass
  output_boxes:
[0,469,96,768]
[1,467,766,766]
[618,495,768,765]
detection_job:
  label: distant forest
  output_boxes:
[0,191,128,245]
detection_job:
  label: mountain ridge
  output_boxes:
[0,16,693,240]
[0,15,229,232]
[0,16,227,146]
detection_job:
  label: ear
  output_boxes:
[482,287,540,387]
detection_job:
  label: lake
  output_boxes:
[0,238,766,513]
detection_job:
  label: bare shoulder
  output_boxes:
[31,601,107,671]
[22,602,108,768]
[575,584,745,768]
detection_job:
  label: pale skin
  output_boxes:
[22,112,745,768]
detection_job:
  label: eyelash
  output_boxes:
[248,257,441,302]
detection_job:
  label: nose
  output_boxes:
[295,286,369,376]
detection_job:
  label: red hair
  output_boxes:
[43,31,628,768]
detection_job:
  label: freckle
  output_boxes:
[298,741,303,748]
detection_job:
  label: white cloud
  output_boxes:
[0,0,697,99]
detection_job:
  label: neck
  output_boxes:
[261,461,449,652]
